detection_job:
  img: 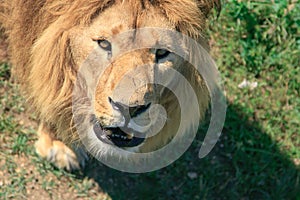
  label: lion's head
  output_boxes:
[4,0,220,158]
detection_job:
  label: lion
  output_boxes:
[0,0,220,171]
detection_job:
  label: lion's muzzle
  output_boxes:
[93,98,151,147]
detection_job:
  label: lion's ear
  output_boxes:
[197,0,221,17]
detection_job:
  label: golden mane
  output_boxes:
[0,0,220,143]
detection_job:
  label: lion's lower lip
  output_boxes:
[93,122,145,147]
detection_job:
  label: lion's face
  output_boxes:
[70,0,214,156]
[69,2,198,153]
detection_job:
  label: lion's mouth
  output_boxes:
[93,120,145,148]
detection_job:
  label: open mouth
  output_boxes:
[93,120,145,148]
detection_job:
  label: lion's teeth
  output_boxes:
[110,134,131,140]
[106,132,112,136]
[127,134,133,139]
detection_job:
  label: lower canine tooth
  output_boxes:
[127,134,133,139]
[106,132,112,136]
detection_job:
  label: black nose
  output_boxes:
[108,97,151,117]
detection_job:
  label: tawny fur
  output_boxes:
[0,0,220,167]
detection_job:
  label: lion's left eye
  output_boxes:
[97,39,112,51]
[156,49,170,60]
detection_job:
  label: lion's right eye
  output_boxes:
[97,39,112,52]
[155,49,170,60]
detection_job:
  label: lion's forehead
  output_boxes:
[87,2,173,36]
[69,2,176,68]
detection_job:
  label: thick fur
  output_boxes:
[0,0,220,167]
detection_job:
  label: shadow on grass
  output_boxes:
[81,103,299,200]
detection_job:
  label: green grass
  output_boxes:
[0,0,299,199]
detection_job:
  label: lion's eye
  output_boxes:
[97,39,112,51]
[156,49,170,60]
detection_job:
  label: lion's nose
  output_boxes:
[108,97,151,117]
